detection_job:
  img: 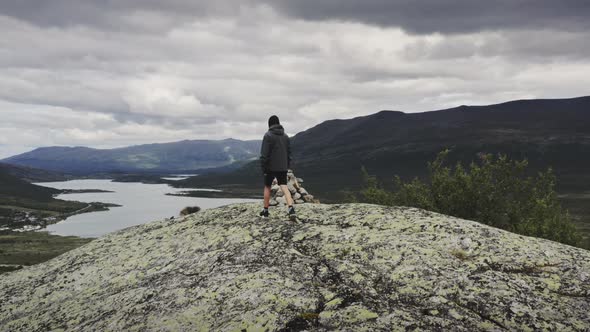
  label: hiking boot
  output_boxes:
[288,206,297,221]
[259,208,269,218]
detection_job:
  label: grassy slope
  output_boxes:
[0,163,69,182]
[0,169,87,215]
[0,168,59,200]
[0,231,92,274]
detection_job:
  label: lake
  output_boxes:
[36,179,258,238]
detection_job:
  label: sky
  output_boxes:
[1,0,590,158]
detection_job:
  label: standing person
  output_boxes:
[259,115,296,220]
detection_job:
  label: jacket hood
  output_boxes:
[269,124,285,135]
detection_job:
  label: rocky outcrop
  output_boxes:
[270,170,318,206]
[1,203,589,331]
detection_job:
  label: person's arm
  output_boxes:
[260,133,271,173]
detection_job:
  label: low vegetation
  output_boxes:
[180,206,201,216]
[0,231,92,275]
[359,150,581,247]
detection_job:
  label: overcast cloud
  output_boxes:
[1,1,590,158]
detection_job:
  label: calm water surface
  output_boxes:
[36,179,258,238]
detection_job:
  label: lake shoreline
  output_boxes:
[38,179,258,238]
[167,190,261,199]
[1,201,121,233]
[59,189,114,194]
[0,179,258,272]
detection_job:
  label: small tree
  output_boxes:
[360,166,394,206]
[361,151,580,247]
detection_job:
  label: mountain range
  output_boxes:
[2,139,260,175]
[2,96,590,246]
[177,96,590,199]
[3,96,590,200]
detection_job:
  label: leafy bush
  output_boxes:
[360,150,580,247]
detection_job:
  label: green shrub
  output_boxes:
[360,150,581,247]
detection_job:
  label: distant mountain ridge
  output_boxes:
[288,96,590,193]
[294,96,590,162]
[4,96,590,194]
[178,96,590,198]
[2,139,261,175]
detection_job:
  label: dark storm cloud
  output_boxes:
[0,0,253,32]
[267,0,590,34]
[4,1,590,34]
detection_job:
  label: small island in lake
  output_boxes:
[59,189,114,194]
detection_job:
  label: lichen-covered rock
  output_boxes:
[271,170,319,205]
[1,203,589,331]
[287,183,297,195]
[303,194,315,203]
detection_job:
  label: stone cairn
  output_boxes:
[270,170,319,206]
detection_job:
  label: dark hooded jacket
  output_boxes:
[260,124,291,173]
